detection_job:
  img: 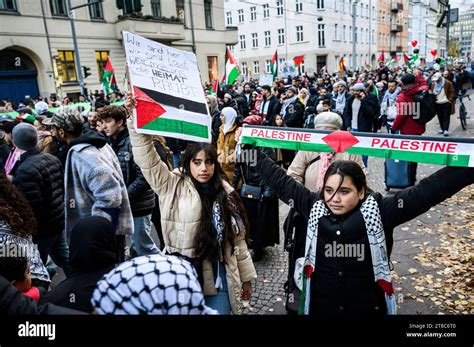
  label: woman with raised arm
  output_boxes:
[124,95,256,315]
[241,133,473,316]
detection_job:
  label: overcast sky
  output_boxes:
[450,0,472,11]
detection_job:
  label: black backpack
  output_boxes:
[412,90,436,124]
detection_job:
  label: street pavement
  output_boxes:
[50,94,473,316]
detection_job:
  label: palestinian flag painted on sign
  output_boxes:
[133,86,210,141]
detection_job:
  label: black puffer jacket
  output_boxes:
[0,276,85,315]
[254,149,474,316]
[111,129,155,217]
[283,99,305,128]
[11,149,64,236]
[343,93,380,132]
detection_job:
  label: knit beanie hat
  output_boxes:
[401,73,416,85]
[314,112,343,130]
[12,123,38,151]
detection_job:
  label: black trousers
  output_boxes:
[115,235,126,263]
[435,102,451,131]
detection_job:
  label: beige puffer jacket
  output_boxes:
[128,121,257,314]
[287,151,367,191]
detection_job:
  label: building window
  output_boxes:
[372,5,375,19]
[58,50,77,82]
[334,23,338,41]
[149,2,163,17]
[372,29,375,44]
[365,4,369,18]
[296,25,303,42]
[226,11,232,26]
[252,33,258,48]
[250,6,256,21]
[204,0,212,28]
[241,62,247,74]
[366,28,369,44]
[0,0,17,11]
[278,58,285,72]
[264,31,271,46]
[253,61,260,74]
[318,24,325,47]
[296,0,302,13]
[228,45,234,53]
[317,0,324,10]
[360,3,363,17]
[176,0,185,21]
[238,9,244,23]
[266,60,272,73]
[276,0,283,16]
[89,0,104,19]
[50,0,67,16]
[278,28,285,45]
[239,35,246,50]
[343,25,346,41]
[96,50,109,81]
[349,26,352,42]
[263,4,269,18]
[207,56,218,81]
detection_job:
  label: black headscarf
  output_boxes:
[69,216,117,275]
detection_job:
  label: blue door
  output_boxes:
[0,70,40,105]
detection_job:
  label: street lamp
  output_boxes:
[352,0,361,70]
[66,0,104,97]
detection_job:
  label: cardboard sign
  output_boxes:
[123,31,211,142]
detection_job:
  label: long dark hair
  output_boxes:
[180,143,249,263]
[0,173,37,238]
[322,160,371,202]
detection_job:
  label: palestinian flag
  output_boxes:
[224,48,240,85]
[240,127,474,168]
[133,86,210,142]
[378,51,385,63]
[101,57,115,95]
[338,57,346,73]
[293,55,305,68]
[270,50,278,80]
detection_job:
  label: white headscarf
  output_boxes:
[221,107,237,135]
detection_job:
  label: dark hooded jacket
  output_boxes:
[0,276,86,315]
[110,129,155,217]
[44,217,117,313]
[11,149,64,237]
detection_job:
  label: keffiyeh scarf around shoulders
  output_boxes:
[298,194,396,315]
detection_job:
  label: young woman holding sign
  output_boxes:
[240,133,474,316]
[124,95,256,315]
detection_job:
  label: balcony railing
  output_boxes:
[391,1,403,12]
[391,24,403,32]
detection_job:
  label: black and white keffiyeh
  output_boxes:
[298,194,396,315]
[91,254,217,315]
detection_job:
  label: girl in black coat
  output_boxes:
[44,217,117,313]
[253,149,474,316]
